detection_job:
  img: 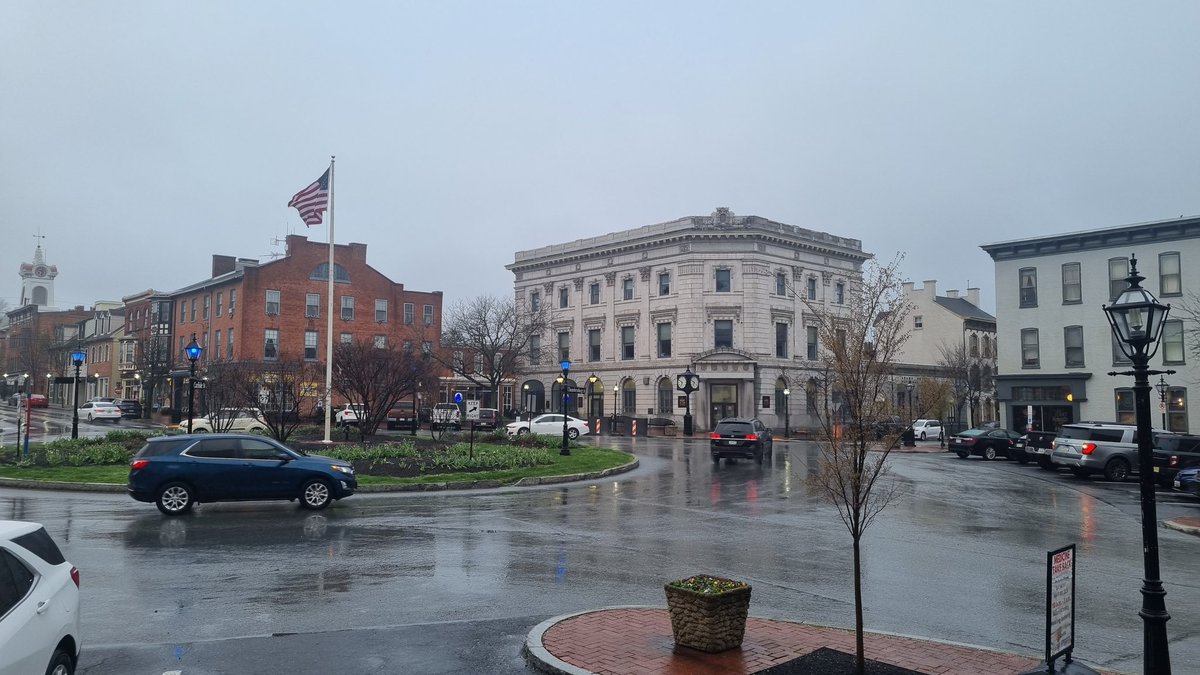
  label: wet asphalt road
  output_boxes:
[2,436,1199,675]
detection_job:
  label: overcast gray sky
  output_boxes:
[4,1,1199,315]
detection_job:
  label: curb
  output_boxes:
[0,457,640,495]
[522,606,1048,675]
[1163,518,1200,536]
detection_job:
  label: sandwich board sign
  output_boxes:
[465,400,480,421]
[1045,544,1075,668]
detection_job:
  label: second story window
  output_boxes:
[264,329,279,360]
[914,315,923,329]
[1019,268,1037,307]
[190,298,197,322]
[423,304,434,326]
[404,303,414,324]
[1021,328,1039,368]
[1160,252,1182,296]
[530,291,541,312]
[306,293,320,319]
[622,277,634,300]
[203,296,210,320]
[835,282,845,304]
[715,268,731,293]
[776,322,788,358]
[1062,262,1082,304]
[559,286,569,308]
[588,329,601,361]
[375,299,388,323]
[806,276,817,300]
[341,296,355,321]
[1163,319,1185,365]
[216,291,223,316]
[558,331,570,361]
[657,323,672,357]
[659,272,670,296]
[1109,257,1129,301]
[1064,326,1084,367]
[775,272,786,296]
[265,290,280,316]
[714,320,733,350]
[621,326,635,359]
[229,289,236,314]
[807,326,818,360]
[589,282,600,304]
[304,330,318,360]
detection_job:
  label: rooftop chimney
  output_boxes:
[211,255,237,277]
[967,287,981,307]
[946,289,959,299]
[923,280,937,297]
[902,282,914,294]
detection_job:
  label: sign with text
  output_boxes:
[465,400,480,421]
[1044,544,1075,665]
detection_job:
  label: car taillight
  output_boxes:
[130,459,149,470]
[1080,443,1097,455]
[1169,455,1179,468]
[710,433,720,439]
[745,434,758,441]
[70,566,80,588]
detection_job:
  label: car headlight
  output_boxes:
[331,464,354,474]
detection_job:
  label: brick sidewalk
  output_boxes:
[527,607,1047,675]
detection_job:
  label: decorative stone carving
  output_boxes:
[680,243,691,253]
[822,271,833,286]
[792,265,804,280]
[573,277,584,290]
[639,266,651,281]
[604,271,616,287]
[543,282,554,294]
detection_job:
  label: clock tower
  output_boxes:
[18,243,58,309]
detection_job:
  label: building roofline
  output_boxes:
[981,215,1200,261]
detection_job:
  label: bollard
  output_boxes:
[632,419,638,436]
[594,418,600,435]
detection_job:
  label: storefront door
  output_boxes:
[710,384,738,423]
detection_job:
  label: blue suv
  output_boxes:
[128,434,357,515]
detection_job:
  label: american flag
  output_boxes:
[287,168,330,226]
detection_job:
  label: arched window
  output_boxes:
[621,379,637,415]
[969,334,979,358]
[981,365,993,390]
[981,336,992,359]
[309,262,351,283]
[805,378,820,414]
[657,378,673,414]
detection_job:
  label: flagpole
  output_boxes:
[323,155,336,443]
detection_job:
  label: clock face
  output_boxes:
[676,376,687,389]
[34,265,47,278]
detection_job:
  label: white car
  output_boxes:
[77,400,123,423]
[336,404,366,427]
[911,419,944,441]
[0,521,81,675]
[505,414,590,440]
[185,409,268,434]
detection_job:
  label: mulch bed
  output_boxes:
[754,648,926,675]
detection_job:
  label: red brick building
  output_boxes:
[137,235,442,416]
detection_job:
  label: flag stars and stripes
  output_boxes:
[288,169,330,226]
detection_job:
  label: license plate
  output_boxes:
[1153,466,1160,473]
[1175,480,1182,488]
[724,440,736,445]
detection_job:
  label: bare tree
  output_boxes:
[210,358,320,442]
[436,294,550,406]
[332,337,435,439]
[195,360,256,431]
[804,256,948,674]
[134,330,175,417]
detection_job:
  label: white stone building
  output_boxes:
[982,216,1200,433]
[506,208,868,433]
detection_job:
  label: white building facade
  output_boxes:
[982,216,1200,434]
[507,208,868,433]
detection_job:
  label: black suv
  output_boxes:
[1011,430,1057,468]
[1152,433,1200,487]
[710,418,774,464]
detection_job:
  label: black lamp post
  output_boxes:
[559,360,571,455]
[612,384,619,422]
[783,387,790,438]
[184,334,203,434]
[70,348,85,439]
[905,382,915,447]
[1156,375,1169,431]
[675,366,700,436]
[1103,253,1172,675]
[411,385,420,436]
[906,382,914,421]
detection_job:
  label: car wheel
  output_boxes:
[956,451,970,459]
[300,479,332,510]
[516,428,529,436]
[712,455,720,465]
[919,432,926,440]
[45,647,74,675]
[87,413,94,422]
[983,446,998,461]
[567,427,580,440]
[1104,458,1131,482]
[156,482,195,515]
[192,428,209,434]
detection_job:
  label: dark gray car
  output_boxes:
[709,418,773,464]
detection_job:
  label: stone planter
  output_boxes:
[664,577,752,652]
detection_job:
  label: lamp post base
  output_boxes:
[683,413,693,436]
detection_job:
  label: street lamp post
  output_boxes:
[783,387,790,438]
[1156,375,1169,431]
[587,374,598,422]
[70,349,85,439]
[675,366,700,436]
[559,360,571,455]
[411,386,420,436]
[184,334,203,434]
[1104,253,1172,675]
[905,382,915,447]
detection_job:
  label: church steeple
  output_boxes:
[19,242,58,309]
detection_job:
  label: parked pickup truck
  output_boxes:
[1152,433,1200,487]
[386,401,418,430]
[1011,430,1058,469]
